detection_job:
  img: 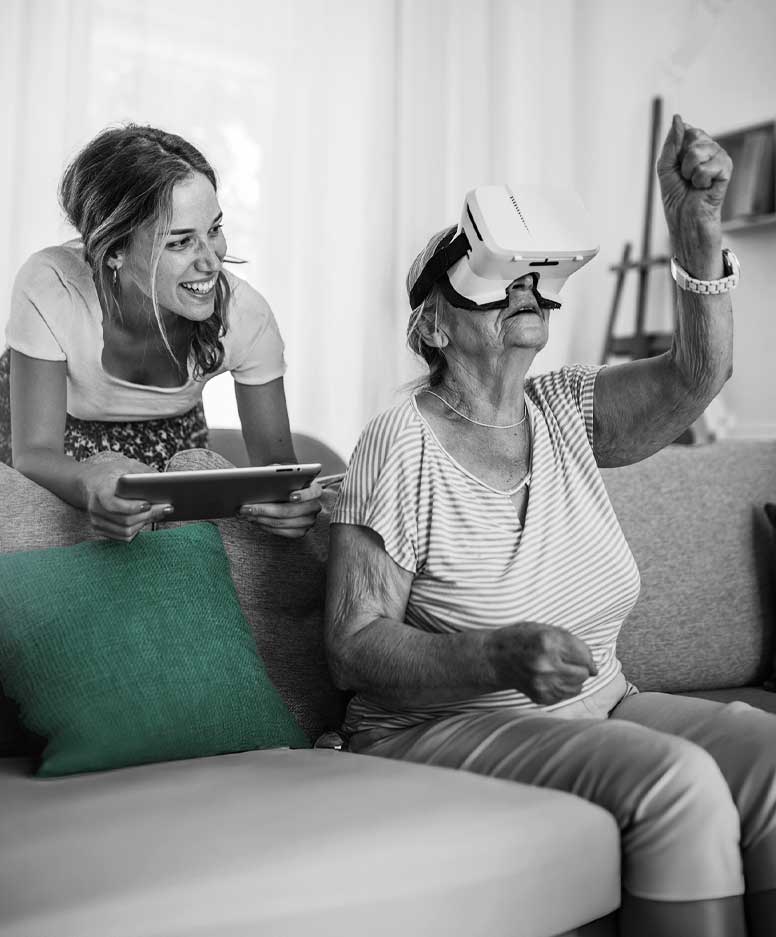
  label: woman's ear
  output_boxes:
[106,251,125,272]
[418,318,449,350]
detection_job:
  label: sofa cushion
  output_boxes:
[165,448,347,742]
[0,461,102,756]
[0,748,620,937]
[0,455,346,756]
[0,522,309,776]
[601,440,776,693]
[764,503,776,691]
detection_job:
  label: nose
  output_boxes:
[508,274,536,292]
[194,237,221,273]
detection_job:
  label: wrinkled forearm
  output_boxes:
[668,287,733,399]
[327,616,500,709]
[669,231,733,398]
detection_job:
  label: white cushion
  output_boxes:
[0,749,619,937]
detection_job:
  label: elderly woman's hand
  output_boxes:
[657,114,732,271]
[238,481,323,538]
[484,621,598,706]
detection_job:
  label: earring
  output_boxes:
[112,267,118,288]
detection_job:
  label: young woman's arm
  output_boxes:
[234,377,297,464]
[10,350,166,540]
[233,377,322,538]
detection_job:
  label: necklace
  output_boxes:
[425,390,528,429]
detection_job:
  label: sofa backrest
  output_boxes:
[2,439,774,757]
[0,458,346,756]
[601,439,776,693]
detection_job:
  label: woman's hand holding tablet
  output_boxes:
[115,463,322,537]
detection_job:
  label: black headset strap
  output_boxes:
[408,230,471,309]
[437,276,507,311]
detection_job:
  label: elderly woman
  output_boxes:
[2,124,320,541]
[325,116,776,937]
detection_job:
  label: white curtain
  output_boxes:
[1,0,578,460]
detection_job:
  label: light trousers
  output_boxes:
[349,674,776,902]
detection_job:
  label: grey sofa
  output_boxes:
[0,437,774,937]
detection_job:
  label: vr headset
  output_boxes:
[409,185,599,311]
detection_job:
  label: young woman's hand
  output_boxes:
[80,455,172,542]
[237,481,322,538]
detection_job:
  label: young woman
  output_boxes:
[2,124,320,541]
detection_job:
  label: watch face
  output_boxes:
[723,249,740,277]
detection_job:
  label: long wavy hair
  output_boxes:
[59,124,230,378]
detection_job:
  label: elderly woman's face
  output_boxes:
[119,172,227,323]
[442,274,550,360]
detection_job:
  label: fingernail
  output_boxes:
[162,506,175,515]
[290,492,301,502]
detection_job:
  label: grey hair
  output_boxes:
[405,225,456,389]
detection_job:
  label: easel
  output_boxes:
[601,97,672,363]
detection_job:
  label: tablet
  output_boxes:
[115,463,322,521]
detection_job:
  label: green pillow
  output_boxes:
[0,522,309,776]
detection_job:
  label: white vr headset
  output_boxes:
[409,185,599,311]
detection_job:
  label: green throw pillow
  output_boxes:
[0,522,309,776]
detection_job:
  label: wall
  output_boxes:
[2,0,773,453]
[570,0,776,438]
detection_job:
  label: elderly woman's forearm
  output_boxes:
[327,617,499,707]
[668,287,733,398]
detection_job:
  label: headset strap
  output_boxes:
[408,230,470,309]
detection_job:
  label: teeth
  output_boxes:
[181,277,216,294]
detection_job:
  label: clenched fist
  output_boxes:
[657,114,732,277]
[484,621,598,706]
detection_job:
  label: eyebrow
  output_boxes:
[169,211,223,236]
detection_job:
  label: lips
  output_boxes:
[504,305,541,321]
[180,275,217,297]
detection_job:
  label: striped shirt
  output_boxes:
[332,364,641,735]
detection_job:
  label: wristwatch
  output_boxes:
[670,248,740,294]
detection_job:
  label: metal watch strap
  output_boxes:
[670,249,739,294]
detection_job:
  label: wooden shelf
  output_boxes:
[722,212,776,233]
[717,121,775,227]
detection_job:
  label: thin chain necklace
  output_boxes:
[425,390,528,429]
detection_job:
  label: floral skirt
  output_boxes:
[0,348,209,473]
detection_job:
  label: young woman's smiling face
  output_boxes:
[118,171,227,324]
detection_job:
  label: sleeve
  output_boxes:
[331,408,421,574]
[5,254,69,361]
[224,276,287,385]
[564,363,603,447]
[529,364,603,449]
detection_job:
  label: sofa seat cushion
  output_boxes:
[0,749,619,937]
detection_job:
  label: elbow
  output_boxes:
[323,626,357,693]
[668,347,732,405]
[326,650,352,693]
